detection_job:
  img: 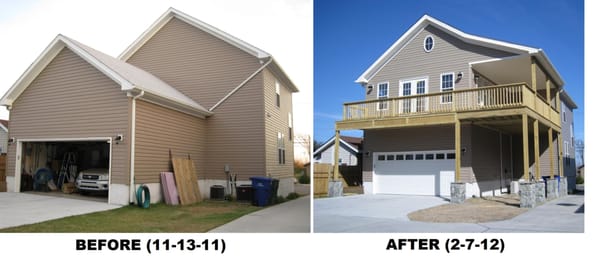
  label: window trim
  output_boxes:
[377,82,389,110]
[275,81,281,108]
[277,132,285,164]
[398,77,428,113]
[423,35,434,52]
[440,72,455,104]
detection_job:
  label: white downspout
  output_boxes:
[129,90,144,204]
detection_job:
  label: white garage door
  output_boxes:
[373,150,455,196]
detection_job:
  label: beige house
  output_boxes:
[0,8,297,205]
[333,15,574,201]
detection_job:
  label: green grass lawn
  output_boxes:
[0,200,260,232]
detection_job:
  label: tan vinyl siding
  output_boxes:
[366,25,515,100]
[0,129,8,154]
[204,73,266,180]
[470,125,502,191]
[362,125,472,182]
[126,18,262,108]
[264,69,294,179]
[6,48,130,184]
[134,100,206,184]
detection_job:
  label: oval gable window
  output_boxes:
[424,35,434,52]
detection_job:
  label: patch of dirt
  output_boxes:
[343,186,363,195]
[408,195,528,223]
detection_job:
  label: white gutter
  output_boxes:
[129,90,144,204]
[209,57,273,111]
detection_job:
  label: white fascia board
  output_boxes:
[356,15,540,84]
[533,50,565,87]
[60,36,134,90]
[135,90,212,118]
[119,8,270,60]
[0,36,64,106]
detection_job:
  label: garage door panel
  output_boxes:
[373,151,454,196]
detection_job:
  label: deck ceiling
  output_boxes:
[472,55,552,91]
[468,115,552,134]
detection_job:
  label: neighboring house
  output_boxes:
[0,120,8,154]
[577,165,584,179]
[560,91,578,192]
[313,136,362,166]
[0,8,298,205]
[333,15,574,198]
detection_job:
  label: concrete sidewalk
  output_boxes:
[0,192,121,229]
[209,195,310,233]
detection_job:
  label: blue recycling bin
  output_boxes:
[250,176,273,206]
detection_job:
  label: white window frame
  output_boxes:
[562,109,566,123]
[278,132,285,164]
[440,72,455,104]
[288,112,293,141]
[564,141,569,157]
[275,81,281,108]
[377,82,389,110]
[423,35,434,52]
[398,77,428,113]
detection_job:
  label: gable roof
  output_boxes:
[355,15,564,87]
[119,7,298,93]
[560,90,578,109]
[0,34,212,117]
[313,135,362,156]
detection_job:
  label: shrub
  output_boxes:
[298,174,310,184]
[276,196,286,204]
[286,192,300,200]
[576,176,584,184]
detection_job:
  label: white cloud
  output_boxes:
[0,0,313,135]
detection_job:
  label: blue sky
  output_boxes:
[314,0,584,160]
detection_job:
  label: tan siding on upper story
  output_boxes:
[263,69,294,179]
[362,125,473,182]
[6,48,130,184]
[126,18,262,108]
[134,100,206,184]
[366,25,515,100]
[204,73,266,180]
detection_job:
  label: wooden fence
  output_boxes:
[313,163,331,196]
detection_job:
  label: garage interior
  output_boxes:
[20,141,110,202]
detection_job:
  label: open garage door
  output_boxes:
[16,139,111,202]
[373,150,455,196]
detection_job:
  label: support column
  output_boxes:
[531,57,537,91]
[546,78,551,104]
[451,119,465,204]
[455,120,461,182]
[548,128,555,177]
[533,119,540,180]
[333,130,340,181]
[329,130,343,197]
[558,132,564,177]
[522,114,530,181]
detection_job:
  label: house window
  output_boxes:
[423,35,434,52]
[386,154,394,160]
[415,154,424,160]
[564,141,569,157]
[288,113,293,141]
[396,154,404,160]
[277,132,285,164]
[441,73,454,103]
[402,82,411,113]
[571,124,574,145]
[405,154,414,160]
[377,155,385,161]
[435,153,445,160]
[425,154,434,160]
[562,109,565,123]
[446,153,456,159]
[275,81,281,108]
[377,82,389,110]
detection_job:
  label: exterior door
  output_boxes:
[400,78,427,113]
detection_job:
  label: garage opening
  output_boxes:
[19,140,110,202]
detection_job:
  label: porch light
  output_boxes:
[457,72,463,80]
[8,137,15,144]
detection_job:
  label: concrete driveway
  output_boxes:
[314,194,584,233]
[209,195,310,233]
[0,192,121,229]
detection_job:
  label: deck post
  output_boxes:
[522,114,530,181]
[558,132,564,177]
[546,78,551,104]
[454,119,461,182]
[548,128,555,178]
[533,119,540,180]
[333,130,340,181]
[531,57,537,92]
